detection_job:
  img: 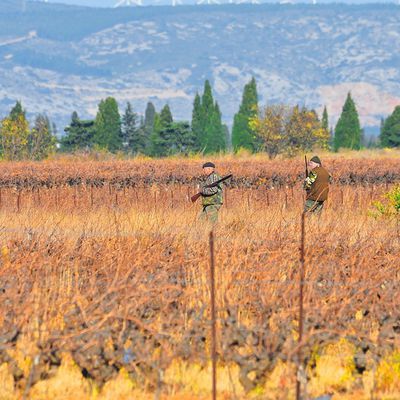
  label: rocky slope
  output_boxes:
[0,1,399,132]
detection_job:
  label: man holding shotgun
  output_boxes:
[195,162,224,224]
[303,155,331,213]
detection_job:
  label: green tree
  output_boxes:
[322,106,329,133]
[144,102,156,135]
[200,80,215,151]
[232,77,259,152]
[61,112,95,152]
[150,104,174,156]
[159,104,173,127]
[143,102,157,154]
[121,102,146,154]
[9,101,25,121]
[199,81,226,153]
[191,93,202,151]
[28,114,57,160]
[205,101,226,153]
[334,93,361,151]
[152,122,196,157]
[93,97,122,152]
[380,106,400,148]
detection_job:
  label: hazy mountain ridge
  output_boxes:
[1,1,399,132]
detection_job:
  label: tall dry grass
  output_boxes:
[0,158,399,399]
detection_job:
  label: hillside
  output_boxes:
[0,1,399,132]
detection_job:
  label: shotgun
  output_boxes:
[305,155,309,178]
[191,174,233,203]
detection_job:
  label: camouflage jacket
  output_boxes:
[201,172,223,206]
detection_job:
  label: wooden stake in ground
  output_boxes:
[296,212,306,400]
[209,230,217,400]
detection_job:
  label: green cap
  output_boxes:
[310,156,321,165]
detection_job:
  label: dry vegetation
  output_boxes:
[0,153,400,399]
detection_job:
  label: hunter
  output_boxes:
[304,156,331,213]
[199,162,223,223]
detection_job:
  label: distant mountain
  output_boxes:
[36,0,400,6]
[1,1,399,132]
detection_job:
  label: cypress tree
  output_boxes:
[200,81,226,153]
[380,106,400,148]
[159,104,173,127]
[334,93,361,151]
[191,93,202,151]
[200,80,214,151]
[150,104,174,156]
[93,97,122,152]
[322,106,329,132]
[144,102,156,135]
[232,77,259,152]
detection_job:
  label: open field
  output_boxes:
[0,154,400,399]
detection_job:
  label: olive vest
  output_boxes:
[202,173,223,206]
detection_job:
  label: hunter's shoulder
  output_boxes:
[315,166,330,175]
[208,172,220,180]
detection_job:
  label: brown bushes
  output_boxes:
[0,159,399,399]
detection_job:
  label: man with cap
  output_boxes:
[199,162,223,224]
[303,156,331,213]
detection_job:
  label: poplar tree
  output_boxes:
[334,93,361,151]
[380,105,400,148]
[232,77,259,152]
[0,101,30,160]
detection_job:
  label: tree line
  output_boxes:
[0,79,399,160]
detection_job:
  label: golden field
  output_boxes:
[0,152,400,399]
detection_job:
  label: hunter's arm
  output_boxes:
[303,171,317,191]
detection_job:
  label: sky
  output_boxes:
[40,0,400,7]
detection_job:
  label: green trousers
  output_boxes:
[304,199,324,213]
[200,204,221,224]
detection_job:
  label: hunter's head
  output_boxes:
[202,161,215,176]
[308,156,321,170]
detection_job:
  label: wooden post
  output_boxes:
[90,185,94,208]
[17,190,21,213]
[74,186,77,208]
[296,212,306,400]
[209,230,217,400]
